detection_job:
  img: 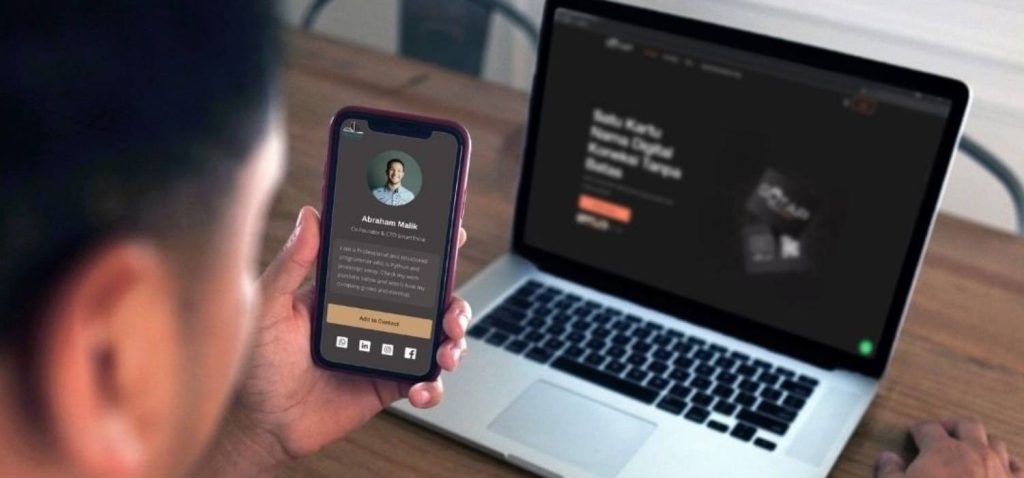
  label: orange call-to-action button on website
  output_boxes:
[578,194,632,223]
[327,304,433,339]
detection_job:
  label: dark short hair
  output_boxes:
[386,158,406,170]
[0,0,281,421]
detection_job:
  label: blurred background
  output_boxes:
[282,0,1024,234]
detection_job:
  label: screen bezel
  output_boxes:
[312,106,467,382]
[511,0,969,377]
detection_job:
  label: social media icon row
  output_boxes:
[336,336,416,360]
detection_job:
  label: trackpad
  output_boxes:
[487,381,655,477]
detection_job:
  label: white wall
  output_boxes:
[284,0,1024,233]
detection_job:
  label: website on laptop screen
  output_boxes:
[523,8,954,357]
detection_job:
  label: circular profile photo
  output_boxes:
[367,150,422,207]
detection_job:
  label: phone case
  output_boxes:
[312,105,471,382]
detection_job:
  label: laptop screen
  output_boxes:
[521,7,956,358]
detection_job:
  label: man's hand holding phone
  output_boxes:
[195,206,471,476]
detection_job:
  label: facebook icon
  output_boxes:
[404,347,417,360]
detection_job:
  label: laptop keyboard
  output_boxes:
[468,280,820,452]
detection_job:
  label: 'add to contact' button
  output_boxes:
[326,304,433,339]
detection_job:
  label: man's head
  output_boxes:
[386,158,406,187]
[0,2,282,476]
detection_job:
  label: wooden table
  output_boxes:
[271,32,1024,477]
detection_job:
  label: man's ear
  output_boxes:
[40,240,186,477]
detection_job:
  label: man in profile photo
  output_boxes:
[373,158,416,206]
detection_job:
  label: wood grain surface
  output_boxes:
[271,32,1024,477]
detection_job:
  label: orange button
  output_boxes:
[578,194,632,224]
[326,304,433,339]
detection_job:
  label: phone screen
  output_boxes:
[316,117,462,377]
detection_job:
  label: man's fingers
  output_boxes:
[945,417,988,448]
[408,379,444,409]
[458,227,467,248]
[442,296,472,342]
[875,451,906,478]
[991,436,1010,466]
[911,421,952,451]
[259,206,321,296]
[1009,455,1022,475]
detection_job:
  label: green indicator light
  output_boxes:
[858,339,874,357]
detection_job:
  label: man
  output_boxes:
[0,2,1016,478]
[372,158,416,206]
[0,2,467,477]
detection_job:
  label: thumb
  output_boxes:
[260,206,321,296]
[875,451,906,478]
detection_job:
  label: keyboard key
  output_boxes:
[738,379,761,393]
[752,359,772,369]
[652,334,674,347]
[607,345,627,358]
[781,379,814,398]
[715,357,737,371]
[783,395,806,411]
[566,331,586,343]
[633,328,653,340]
[525,346,553,363]
[505,296,534,311]
[691,392,714,407]
[674,356,696,370]
[668,384,693,399]
[610,320,632,332]
[551,357,659,404]
[592,326,612,338]
[624,314,642,323]
[674,342,695,355]
[730,423,756,442]
[707,420,729,433]
[713,400,738,417]
[563,345,586,359]
[736,409,790,435]
[545,323,567,337]
[684,405,710,424]
[605,360,627,375]
[543,337,565,351]
[487,331,510,346]
[759,387,782,402]
[611,333,632,345]
[735,392,757,407]
[668,369,691,382]
[690,376,713,390]
[694,349,715,362]
[729,351,750,361]
[491,306,528,322]
[467,325,490,339]
[652,348,674,361]
[757,401,797,422]
[708,344,727,354]
[695,364,716,377]
[715,371,738,385]
[647,376,670,391]
[656,396,687,415]
[626,368,649,383]
[711,384,735,400]
[797,374,819,386]
[647,361,668,375]
[505,339,529,354]
[584,352,606,367]
[527,317,546,329]
[632,341,653,353]
[627,353,648,366]
[736,364,758,378]
[525,330,545,342]
[774,367,795,378]
[753,438,777,451]
[485,318,524,336]
[757,372,781,386]
[585,338,607,351]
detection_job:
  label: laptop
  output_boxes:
[392,0,970,476]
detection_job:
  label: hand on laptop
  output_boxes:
[195,207,472,476]
[876,418,1022,478]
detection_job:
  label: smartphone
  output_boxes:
[311,106,471,381]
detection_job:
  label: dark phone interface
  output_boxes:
[319,119,460,376]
